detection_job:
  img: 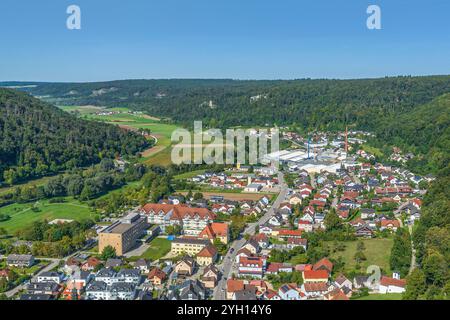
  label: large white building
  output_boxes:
[140,204,216,235]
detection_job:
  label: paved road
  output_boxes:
[408,224,417,275]
[3,240,97,298]
[309,173,317,189]
[212,171,288,300]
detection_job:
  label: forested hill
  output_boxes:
[0,88,149,185]
[2,76,449,174]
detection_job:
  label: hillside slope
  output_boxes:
[0,88,149,184]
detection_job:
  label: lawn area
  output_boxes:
[139,237,171,261]
[144,146,174,166]
[0,198,93,234]
[354,293,403,300]
[362,144,384,158]
[58,105,106,115]
[328,238,394,274]
[0,175,55,196]
[173,169,207,180]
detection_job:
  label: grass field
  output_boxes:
[0,175,55,196]
[139,237,171,261]
[173,169,207,180]
[75,107,179,164]
[0,198,93,234]
[353,293,403,300]
[362,144,384,158]
[328,238,394,274]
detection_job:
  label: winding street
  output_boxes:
[212,171,288,300]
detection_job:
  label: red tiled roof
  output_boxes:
[380,220,400,227]
[277,229,302,237]
[227,279,245,292]
[313,258,334,272]
[303,270,329,280]
[380,276,406,288]
[239,256,264,268]
[199,222,229,239]
[303,282,328,292]
[197,245,218,258]
[142,203,216,220]
[148,267,166,281]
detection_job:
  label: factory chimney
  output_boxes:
[345,126,348,156]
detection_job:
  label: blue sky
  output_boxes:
[0,0,449,81]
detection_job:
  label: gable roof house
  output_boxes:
[278,283,303,300]
[242,239,260,254]
[174,256,196,276]
[7,254,35,268]
[81,257,101,271]
[313,258,333,274]
[196,245,218,266]
[379,275,406,294]
[134,258,151,274]
[302,270,329,283]
[238,256,266,279]
[226,279,245,300]
[200,264,220,289]
[334,274,353,291]
[379,219,401,231]
[198,222,230,244]
[300,282,329,299]
[147,267,167,287]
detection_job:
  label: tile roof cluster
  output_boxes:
[141,203,216,220]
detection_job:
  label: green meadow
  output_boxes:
[328,238,394,274]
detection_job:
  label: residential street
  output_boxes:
[2,240,97,298]
[4,258,60,298]
[212,171,288,300]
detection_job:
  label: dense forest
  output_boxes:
[0,88,150,185]
[4,76,450,130]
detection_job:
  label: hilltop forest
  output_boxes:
[0,88,149,185]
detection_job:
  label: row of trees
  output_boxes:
[390,228,412,278]
[0,160,148,208]
[406,168,450,300]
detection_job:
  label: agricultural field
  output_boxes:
[173,169,207,180]
[65,106,179,164]
[0,198,94,234]
[328,238,394,274]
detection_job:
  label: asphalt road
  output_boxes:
[212,171,288,300]
[4,258,60,298]
[3,240,97,298]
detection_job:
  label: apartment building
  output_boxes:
[99,212,148,256]
[140,204,216,235]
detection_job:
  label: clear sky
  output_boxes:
[0,0,449,81]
